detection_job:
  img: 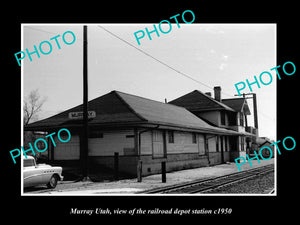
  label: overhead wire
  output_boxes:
[23,25,233,97]
[95,25,276,123]
[24,25,275,123]
[96,25,233,97]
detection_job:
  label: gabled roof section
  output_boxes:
[116,91,215,130]
[222,98,251,115]
[25,90,241,136]
[25,91,145,130]
[256,137,273,146]
[169,90,235,112]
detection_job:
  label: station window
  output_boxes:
[168,131,174,143]
[225,137,228,152]
[239,113,244,126]
[192,133,197,144]
[241,136,245,151]
[221,111,226,125]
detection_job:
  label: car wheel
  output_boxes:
[47,175,58,189]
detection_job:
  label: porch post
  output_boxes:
[134,128,142,182]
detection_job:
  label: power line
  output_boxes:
[96,25,233,97]
[24,25,233,97]
[24,25,275,124]
[97,25,275,121]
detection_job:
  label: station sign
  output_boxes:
[68,111,96,120]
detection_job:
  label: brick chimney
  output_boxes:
[214,86,221,102]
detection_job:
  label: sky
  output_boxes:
[22,23,276,140]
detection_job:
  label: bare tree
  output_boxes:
[23,90,47,160]
[24,89,47,125]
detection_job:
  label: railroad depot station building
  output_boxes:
[25,87,258,177]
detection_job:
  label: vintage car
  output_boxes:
[23,156,63,188]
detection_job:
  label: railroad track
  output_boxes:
[142,164,274,194]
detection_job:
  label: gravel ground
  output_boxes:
[24,159,275,195]
[206,171,274,194]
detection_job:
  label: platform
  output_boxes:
[25,158,275,195]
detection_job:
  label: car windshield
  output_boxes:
[24,159,35,167]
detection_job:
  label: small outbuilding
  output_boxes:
[256,137,275,158]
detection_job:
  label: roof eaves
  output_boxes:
[222,98,251,115]
[194,90,235,112]
[259,140,272,147]
[145,121,242,136]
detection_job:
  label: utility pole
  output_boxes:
[235,93,259,156]
[235,93,259,132]
[81,25,89,180]
[252,93,258,130]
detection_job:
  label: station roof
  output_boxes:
[222,98,251,115]
[169,90,235,112]
[25,90,244,136]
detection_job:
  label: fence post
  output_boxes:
[161,161,166,183]
[137,159,142,182]
[114,152,119,180]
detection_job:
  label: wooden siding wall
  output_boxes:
[53,130,135,160]
[140,131,232,155]
[167,131,198,154]
[141,130,213,156]
[54,135,80,160]
[89,130,134,156]
[53,129,232,161]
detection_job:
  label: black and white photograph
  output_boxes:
[3,4,298,219]
[21,23,276,195]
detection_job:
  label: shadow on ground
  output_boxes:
[62,163,135,182]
